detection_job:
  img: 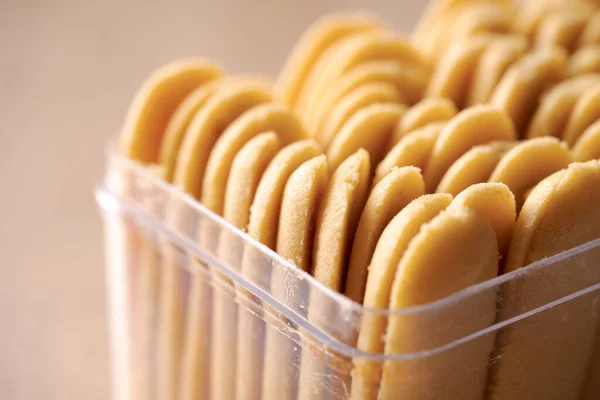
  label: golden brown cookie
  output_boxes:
[391,97,457,145]
[351,193,452,400]
[562,82,600,146]
[424,105,517,192]
[573,119,600,161]
[233,140,322,400]
[319,82,404,147]
[379,205,499,400]
[120,59,222,163]
[201,103,306,214]
[376,122,444,185]
[427,34,492,108]
[173,81,272,198]
[570,45,600,75]
[299,149,370,400]
[307,59,428,136]
[158,75,271,181]
[223,133,283,229]
[275,12,384,108]
[262,155,328,400]
[326,103,405,173]
[489,137,573,208]
[526,74,600,139]
[436,141,515,196]
[344,166,425,303]
[448,182,516,256]
[301,32,429,125]
[490,46,568,135]
[192,133,282,400]
[418,0,515,62]
[488,160,600,400]
[467,35,529,106]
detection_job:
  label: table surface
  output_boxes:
[0,1,423,398]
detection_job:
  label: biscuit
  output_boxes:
[200,133,281,400]
[570,45,600,75]
[376,122,444,184]
[298,149,370,400]
[490,46,568,135]
[201,103,307,214]
[436,141,515,196]
[345,166,425,303]
[307,59,428,134]
[573,119,600,161]
[326,103,405,173]
[120,59,222,163]
[448,182,516,256]
[517,0,596,37]
[489,137,573,208]
[418,1,515,62]
[379,205,499,400]
[262,155,328,400]
[351,193,452,400]
[159,75,271,181]
[300,32,429,125]
[534,9,592,52]
[424,105,516,192]
[173,81,272,198]
[275,12,383,108]
[526,74,600,140]
[391,97,457,144]
[319,82,404,147]
[235,140,323,400]
[562,82,600,146]
[427,34,493,109]
[467,35,529,106]
[488,160,600,400]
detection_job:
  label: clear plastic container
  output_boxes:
[97,140,600,400]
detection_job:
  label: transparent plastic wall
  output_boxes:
[97,145,600,400]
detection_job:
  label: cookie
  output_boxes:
[319,81,404,147]
[488,160,600,400]
[562,82,600,146]
[345,166,425,303]
[159,75,271,181]
[436,141,515,196]
[391,97,457,145]
[351,193,452,400]
[489,137,573,208]
[448,182,516,256]
[424,105,516,192]
[299,149,370,400]
[326,103,405,173]
[173,81,272,198]
[573,119,600,161]
[307,59,428,134]
[490,46,568,135]
[427,34,493,109]
[301,32,429,125]
[201,103,307,214]
[379,205,499,400]
[467,35,530,106]
[526,74,600,140]
[376,122,444,185]
[570,45,600,75]
[275,12,383,108]
[262,155,328,400]
[120,59,222,163]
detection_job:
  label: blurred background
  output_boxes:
[0,1,426,398]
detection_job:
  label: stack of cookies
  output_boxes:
[116,1,600,399]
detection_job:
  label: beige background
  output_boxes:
[0,1,425,398]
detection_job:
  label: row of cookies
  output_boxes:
[116,4,600,400]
